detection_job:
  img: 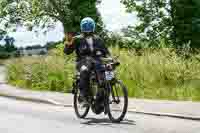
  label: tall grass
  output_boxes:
[113,48,200,100]
[6,46,200,101]
[7,55,75,92]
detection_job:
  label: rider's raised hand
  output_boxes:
[65,32,74,46]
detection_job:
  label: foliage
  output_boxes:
[174,0,200,48]
[121,0,173,47]
[0,0,104,33]
[0,29,6,40]
[121,0,200,48]
[105,32,174,49]
[0,35,17,59]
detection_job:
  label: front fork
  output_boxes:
[104,79,120,114]
[104,81,112,115]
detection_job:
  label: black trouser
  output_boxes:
[77,57,93,97]
[77,57,104,99]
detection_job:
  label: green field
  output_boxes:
[6,46,200,101]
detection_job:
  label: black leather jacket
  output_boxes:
[64,34,110,61]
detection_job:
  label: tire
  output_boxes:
[74,91,90,119]
[107,80,128,123]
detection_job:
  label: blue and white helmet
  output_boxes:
[80,17,96,33]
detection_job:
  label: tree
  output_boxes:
[0,35,17,59]
[4,35,17,52]
[173,0,193,47]
[122,0,200,48]
[0,29,6,41]
[192,0,200,48]
[0,0,103,34]
[121,0,174,47]
[174,0,200,48]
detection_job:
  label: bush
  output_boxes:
[0,52,10,59]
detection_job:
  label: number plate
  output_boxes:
[105,71,114,81]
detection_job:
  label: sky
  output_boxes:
[98,0,137,31]
[1,0,137,47]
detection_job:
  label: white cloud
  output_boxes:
[98,0,137,31]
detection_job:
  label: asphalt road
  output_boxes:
[0,97,200,133]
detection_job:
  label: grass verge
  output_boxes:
[6,47,200,101]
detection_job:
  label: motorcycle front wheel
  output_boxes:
[107,80,128,123]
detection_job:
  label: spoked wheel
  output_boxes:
[107,80,128,123]
[74,89,90,119]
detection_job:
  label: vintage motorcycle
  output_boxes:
[72,56,128,123]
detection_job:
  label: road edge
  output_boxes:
[0,92,200,121]
[0,93,72,107]
[129,110,200,121]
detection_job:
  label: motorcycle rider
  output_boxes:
[64,17,110,106]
